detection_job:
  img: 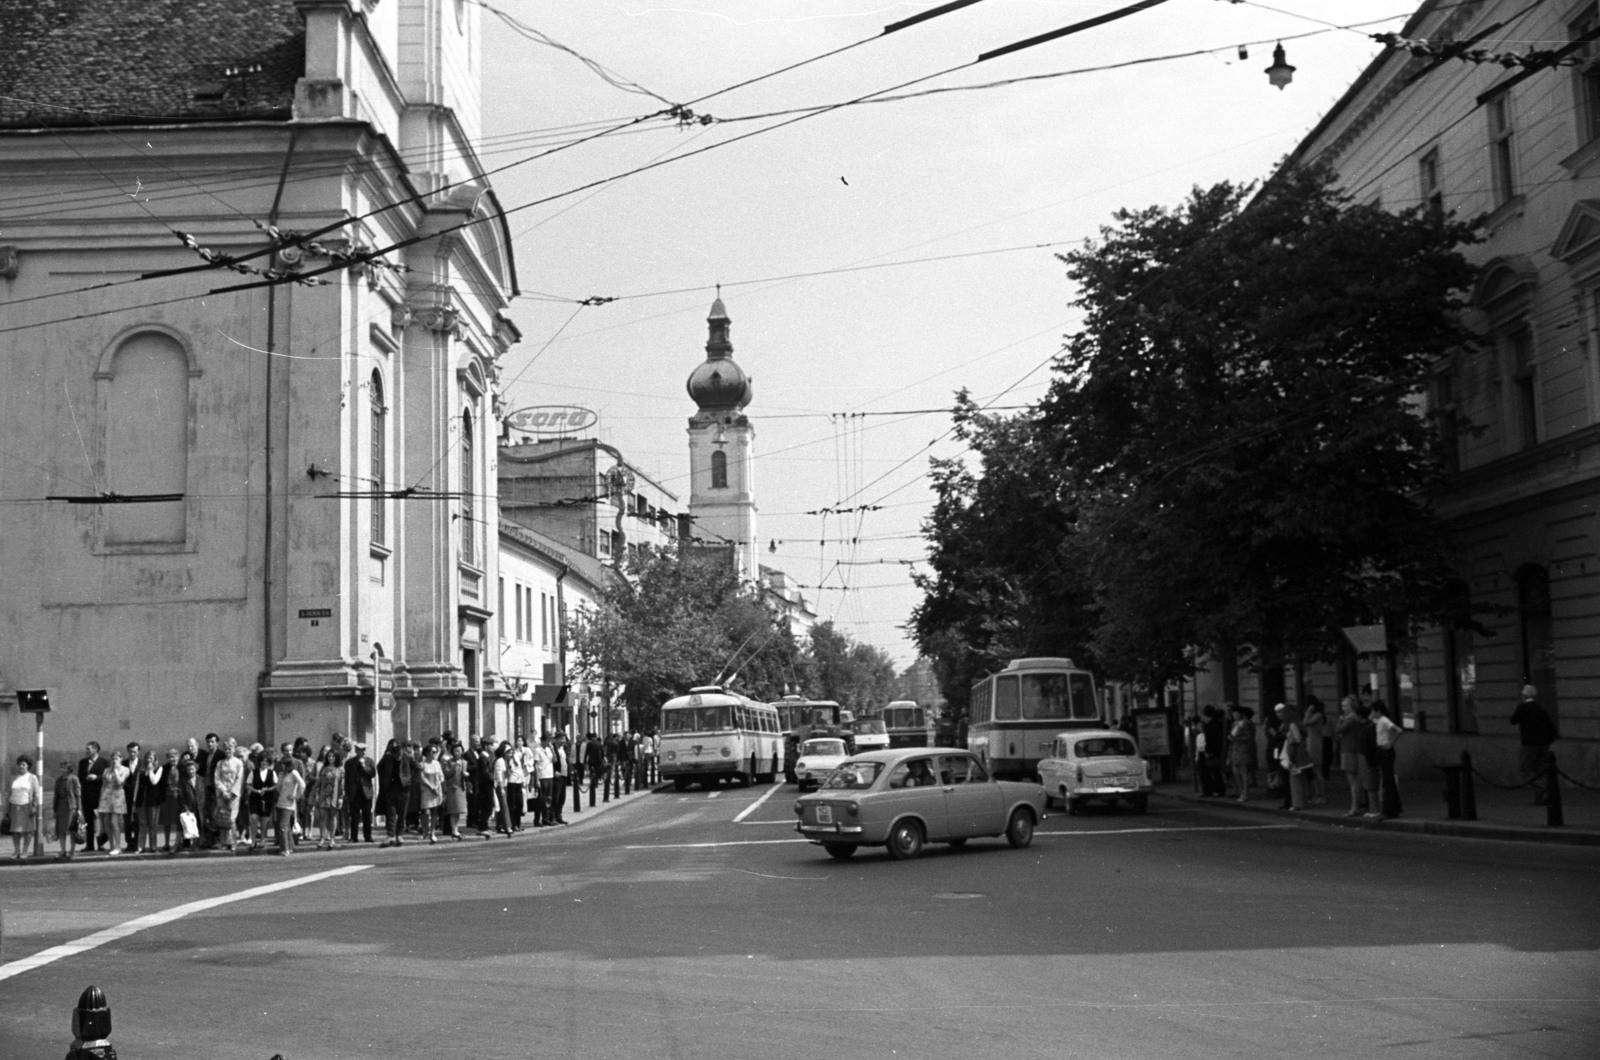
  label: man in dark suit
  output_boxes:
[344,743,375,842]
[78,742,105,850]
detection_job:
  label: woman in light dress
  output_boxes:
[212,742,244,850]
[418,744,445,844]
[97,750,130,856]
[9,755,42,859]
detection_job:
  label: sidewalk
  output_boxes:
[1,780,661,868]
[1156,771,1600,846]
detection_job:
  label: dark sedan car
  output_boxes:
[793,747,1045,860]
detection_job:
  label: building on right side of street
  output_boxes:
[1284,0,1600,785]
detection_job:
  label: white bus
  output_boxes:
[881,700,930,748]
[659,686,784,790]
[968,658,1101,780]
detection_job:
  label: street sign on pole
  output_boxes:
[17,689,51,859]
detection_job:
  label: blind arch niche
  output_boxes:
[100,330,190,544]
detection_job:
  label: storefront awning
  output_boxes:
[1341,625,1388,655]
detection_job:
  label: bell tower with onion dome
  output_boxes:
[686,295,759,577]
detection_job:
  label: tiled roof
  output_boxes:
[0,0,304,128]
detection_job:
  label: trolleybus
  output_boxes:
[968,658,1102,779]
[881,700,931,748]
[658,686,784,790]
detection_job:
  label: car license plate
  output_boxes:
[816,805,833,825]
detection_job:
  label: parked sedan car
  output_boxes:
[793,737,850,792]
[793,747,1045,860]
[1037,729,1152,814]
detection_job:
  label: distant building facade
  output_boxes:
[498,438,681,563]
[1282,0,1599,782]
[0,1,519,768]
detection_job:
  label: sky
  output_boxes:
[477,0,1416,667]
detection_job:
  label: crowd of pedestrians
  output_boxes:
[1188,694,1405,818]
[6,727,660,861]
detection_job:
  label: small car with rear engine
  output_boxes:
[1037,729,1152,814]
[792,736,851,792]
[793,747,1045,860]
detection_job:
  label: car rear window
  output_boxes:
[822,761,882,789]
[802,739,846,757]
[1075,737,1138,758]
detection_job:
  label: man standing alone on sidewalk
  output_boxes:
[1510,685,1559,805]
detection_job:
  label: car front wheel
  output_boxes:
[822,842,857,860]
[1006,808,1035,849]
[886,819,924,860]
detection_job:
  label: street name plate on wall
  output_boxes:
[298,608,332,619]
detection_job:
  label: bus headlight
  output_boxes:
[720,746,732,758]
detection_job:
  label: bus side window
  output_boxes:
[995,675,1020,720]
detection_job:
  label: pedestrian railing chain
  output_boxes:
[1468,767,1539,790]
[1557,768,1600,792]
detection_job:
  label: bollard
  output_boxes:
[571,772,581,815]
[1460,750,1477,820]
[588,770,597,808]
[1440,764,1462,819]
[1547,757,1564,827]
[603,766,612,803]
[67,985,115,1060]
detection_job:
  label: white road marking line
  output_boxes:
[1036,825,1295,837]
[624,839,810,849]
[733,782,781,823]
[707,791,721,799]
[0,864,372,983]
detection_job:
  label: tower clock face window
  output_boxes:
[711,448,728,489]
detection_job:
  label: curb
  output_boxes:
[1155,788,1600,847]
[0,783,665,869]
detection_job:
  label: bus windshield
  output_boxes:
[885,706,924,729]
[1020,673,1070,719]
[662,705,733,732]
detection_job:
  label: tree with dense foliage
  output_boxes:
[914,165,1479,700]
[807,621,898,712]
[567,546,803,729]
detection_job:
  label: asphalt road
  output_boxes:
[2,784,1597,1060]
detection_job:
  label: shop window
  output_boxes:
[104,331,188,544]
[1517,564,1559,726]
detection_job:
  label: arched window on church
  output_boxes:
[370,370,386,546]
[104,331,188,544]
[461,408,476,566]
[711,449,728,489]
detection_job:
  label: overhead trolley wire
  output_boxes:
[0,0,994,331]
